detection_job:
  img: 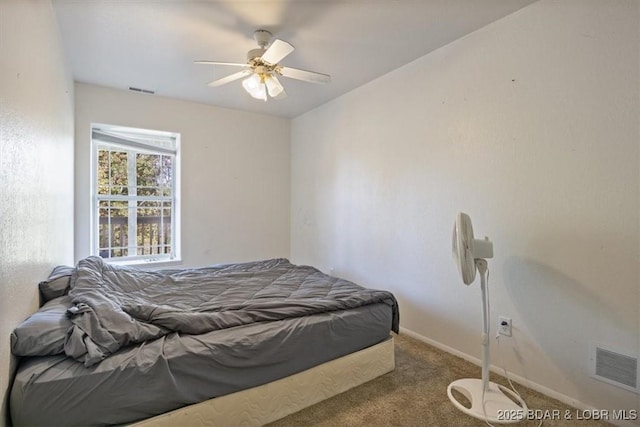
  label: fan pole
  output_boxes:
[446,260,529,423]
[477,259,490,394]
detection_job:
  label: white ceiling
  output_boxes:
[53,0,537,118]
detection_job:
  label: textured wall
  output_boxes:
[0,0,74,425]
[291,0,639,416]
[74,83,290,268]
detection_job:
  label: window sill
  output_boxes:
[105,258,183,269]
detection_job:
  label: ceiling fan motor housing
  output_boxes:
[253,29,272,48]
[247,48,266,62]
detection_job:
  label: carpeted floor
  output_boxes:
[267,333,610,427]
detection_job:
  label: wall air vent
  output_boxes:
[591,343,639,394]
[128,86,155,95]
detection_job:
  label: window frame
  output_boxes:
[90,123,181,266]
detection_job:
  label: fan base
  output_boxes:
[447,378,528,424]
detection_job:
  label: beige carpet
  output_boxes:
[267,333,610,427]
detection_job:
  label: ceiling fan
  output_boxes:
[195,30,331,101]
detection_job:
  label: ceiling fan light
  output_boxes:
[242,74,267,101]
[242,73,260,91]
[265,76,284,98]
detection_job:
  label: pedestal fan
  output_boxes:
[447,212,527,423]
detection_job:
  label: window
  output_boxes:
[91,124,180,264]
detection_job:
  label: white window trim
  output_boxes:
[90,123,181,266]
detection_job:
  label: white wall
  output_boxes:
[0,0,74,424]
[75,83,290,267]
[291,0,639,416]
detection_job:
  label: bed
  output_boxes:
[10,257,399,426]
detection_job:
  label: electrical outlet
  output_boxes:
[498,316,512,337]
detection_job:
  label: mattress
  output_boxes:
[10,303,392,426]
[132,336,395,427]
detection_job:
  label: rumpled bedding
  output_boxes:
[66,257,399,366]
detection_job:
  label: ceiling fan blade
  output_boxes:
[207,70,252,87]
[195,61,249,68]
[261,39,295,65]
[279,67,331,84]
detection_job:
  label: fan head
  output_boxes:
[452,213,493,285]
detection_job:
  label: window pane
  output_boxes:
[136,153,161,187]
[98,203,129,259]
[98,207,110,250]
[137,202,161,255]
[110,209,128,254]
[109,151,128,195]
[136,153,173,197]
[137,187,159,197]
[111,200,128,215]
[160,156,173,196]
[97,150,109,195]
[111,185,129,196]
[162,203,172,246]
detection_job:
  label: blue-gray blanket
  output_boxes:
[66,257,399,366]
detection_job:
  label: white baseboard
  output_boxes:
[399,328,592,409]
[400,327,640,427]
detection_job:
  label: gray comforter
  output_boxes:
[66,257,399,366]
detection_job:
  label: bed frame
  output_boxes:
[131,336,395,427]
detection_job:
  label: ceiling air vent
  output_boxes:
[128,86,155,95]
[591,343,638,393]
